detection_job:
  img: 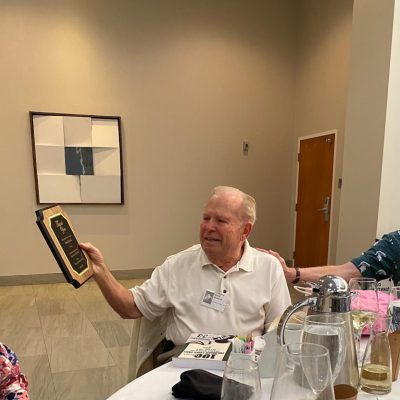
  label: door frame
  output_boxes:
[292,129,338,265]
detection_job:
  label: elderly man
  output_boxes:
[81,186,290,345]
[268,230,400,285]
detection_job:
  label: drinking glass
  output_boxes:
[301,314,346,382]
[388,286,400,331]
[270,342,334,400]
[360,315,392,394]
[388,286,400,381]
[221,355,261,400]
[349,277,379,364]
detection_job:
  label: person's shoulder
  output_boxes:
[157,245,203,274]
[374,230,400,249]
[246,246,286,282]
[249,246,281,266]
[382,230,400,241]
[250,246,276,258]
[165,244,202,262]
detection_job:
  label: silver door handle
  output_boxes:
[318,197,331,220]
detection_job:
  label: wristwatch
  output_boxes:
[292,267,301,284]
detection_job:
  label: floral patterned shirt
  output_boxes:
[0,343,29,400]
[351,230,400,285]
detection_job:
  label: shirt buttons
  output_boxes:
[223,275,227,279]
[223,289,227,294]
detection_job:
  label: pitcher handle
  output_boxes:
[293,285,313,296]
[277,296,317,346]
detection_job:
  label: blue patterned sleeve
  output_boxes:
[350,231,400,285]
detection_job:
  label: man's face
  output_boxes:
[200,193,251,264]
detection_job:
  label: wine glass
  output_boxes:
[349,277,379,364]
[301,314,346,382]
[221,355,261,400]
[270,342,334,400]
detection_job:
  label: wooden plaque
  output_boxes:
[36,205,93,288]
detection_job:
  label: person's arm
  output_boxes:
[0,343,29,400]
[266,250,362,283]
[79,242,143,319]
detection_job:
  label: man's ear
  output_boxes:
[242,223,253,240]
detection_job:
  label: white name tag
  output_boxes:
[201,290,228,312]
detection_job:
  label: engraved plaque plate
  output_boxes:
[36,205,93,288]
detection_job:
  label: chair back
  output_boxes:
[127,316,166,382]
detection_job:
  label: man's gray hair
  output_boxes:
[211,186,257,224]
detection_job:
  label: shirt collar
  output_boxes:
[200,240,253,272]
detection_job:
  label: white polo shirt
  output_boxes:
[130,241,291,345]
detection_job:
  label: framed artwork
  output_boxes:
[30,111,124,204]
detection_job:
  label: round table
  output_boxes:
[107,362,400,400]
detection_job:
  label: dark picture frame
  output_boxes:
[30,111,124,204]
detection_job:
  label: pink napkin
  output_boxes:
[351,290,389,334]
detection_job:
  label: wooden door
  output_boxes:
[294,133,335,268]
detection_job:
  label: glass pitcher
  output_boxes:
[360,315,392,395]
[302,314,346,383]
[277,275,359,387]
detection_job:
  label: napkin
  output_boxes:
[171,369,254,400]
[172,369,222,400]
[351,290,389,334]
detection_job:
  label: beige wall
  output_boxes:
[336,0,395,262]
[289,0,353,263]
[0,0,297,276]
[377,0,400,238]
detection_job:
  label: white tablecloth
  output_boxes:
[107,362,400,400]
[107,362,273,400]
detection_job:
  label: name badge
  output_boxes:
[201,290,228,312]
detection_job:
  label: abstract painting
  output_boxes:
[30,112,124,204]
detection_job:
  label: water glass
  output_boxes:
[221,355,261,400]
[388,287,400,381]
[270,342,334,400]
[389,286,400,331]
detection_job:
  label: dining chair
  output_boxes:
[127,316,166,382]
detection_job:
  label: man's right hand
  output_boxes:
[79,242,143,319]
[79,242,107,275]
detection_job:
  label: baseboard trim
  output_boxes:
[113,269,153,280]
[0,269,154,286]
